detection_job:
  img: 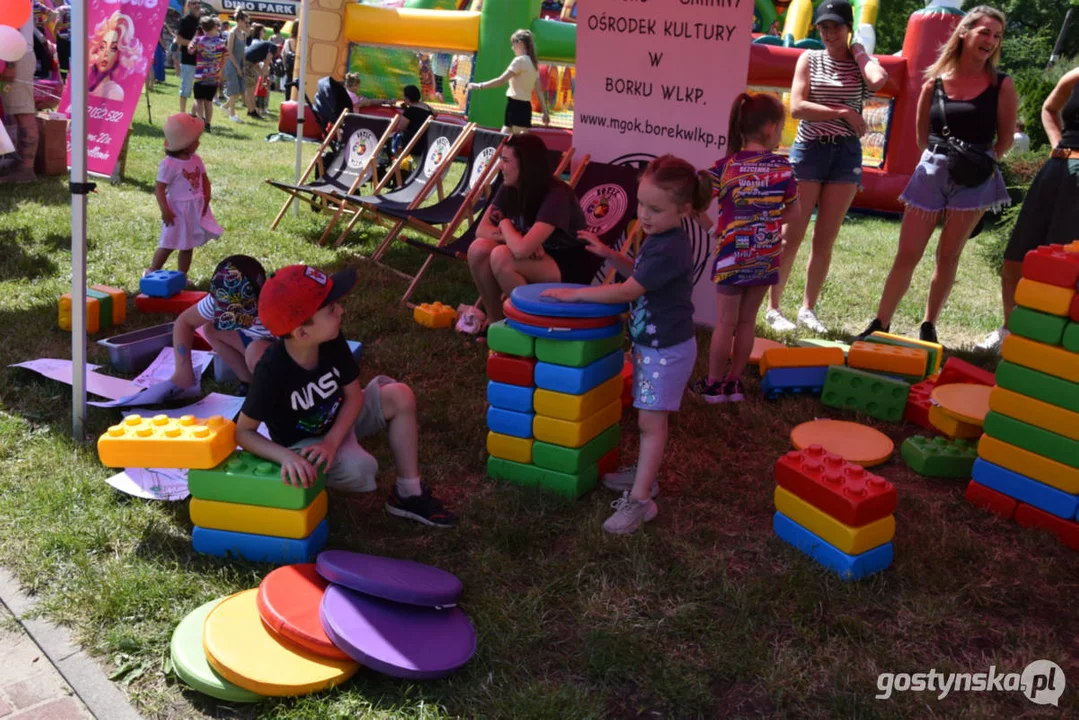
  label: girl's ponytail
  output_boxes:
[727,92,750,154]
[692,170,714,213]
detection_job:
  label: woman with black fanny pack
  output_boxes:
[860,5,1016,345]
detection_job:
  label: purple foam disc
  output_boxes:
[319,584,476,680]
[315,550,463,608]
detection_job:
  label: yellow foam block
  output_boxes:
[989,386,1079,442]
[190,491,327,539]
[58,294,100,333]
[1014,277,1075,317]
[773,486,895,554]
[90,284,127,325]
[870,331,944,374]
[486,431,533,464]
[97,414,235,469]
[533,375,622,422]
[1001,334,1079,384]
[533,399,621,449]
[759,346,845,375]
[928,405,983,440]
[978,434,1079,494]
[848,341,928,378]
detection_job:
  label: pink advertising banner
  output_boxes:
[59,0,169,177]
[575,0,756,325]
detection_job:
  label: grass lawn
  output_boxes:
[0,82,1075,719]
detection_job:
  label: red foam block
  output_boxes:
[135,290,207,315]
[1015,503,1079,551]
[487,351,536,387]
[964,480,1017,520]
[1021,245,1079,289]
[621,360,633,408]
[1071,293,1079,323]
[774,446,897,526]
[936,357,995,388]
[904,377,936,429]
[597,447,620,477]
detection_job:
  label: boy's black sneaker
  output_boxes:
[920,322,938,344]
[386,483,457,528]
[856,318,889,341]
[691,377,727,404]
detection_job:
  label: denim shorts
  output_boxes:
[789,136,863,186]
[179,63,196,98]
[899,149,1011,214]
[632,337,697,413]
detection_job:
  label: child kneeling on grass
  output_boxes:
[541,156,711,535]
[234,264,457,528]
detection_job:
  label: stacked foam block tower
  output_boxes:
[772,445,897,580]
[188,452,329,564]
[136,269,207,315]
[965,245,1079,551]
[58,284,126,334]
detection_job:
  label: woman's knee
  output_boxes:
[489,244,517,278]
[467,238,496,267]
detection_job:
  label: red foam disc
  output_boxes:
[256,564,351,661]
[502,298,620,329]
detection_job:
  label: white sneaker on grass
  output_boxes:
[228,114,243,122]
[765,309,796,332]
[797,307,828,334]
[602,492,659,535]
[601,464,659,498]
[976,327,1009,353]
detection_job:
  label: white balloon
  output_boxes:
[0,25,28,63]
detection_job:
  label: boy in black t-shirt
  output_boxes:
[236,264,457,528]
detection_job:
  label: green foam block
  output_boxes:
[983,411,1079,469]
[995,361,1079,414]
[535,332,624,368]
[533,424,620,474]
[796,338,851,356]
[1007,306,1067,346]
[864,333,937,377]
[821,365,909,423]
[487,456,597,499]
[900,436,977,478]
[86,288,113,330]
[487,320,535,358]
[1063,323,1079,354]
[187,451,326,509]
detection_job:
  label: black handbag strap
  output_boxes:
[934,78,952,138]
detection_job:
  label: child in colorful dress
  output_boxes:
[541,156,712,535]
[188,16,226,132]
[692,92,800,403]
[147,113,222,275]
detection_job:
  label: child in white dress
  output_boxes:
[147,113,222,275]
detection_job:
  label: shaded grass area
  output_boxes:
[0,85,1075,718]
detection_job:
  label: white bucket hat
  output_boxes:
[163,113,204,152]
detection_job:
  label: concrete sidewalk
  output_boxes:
[0,568,143,720]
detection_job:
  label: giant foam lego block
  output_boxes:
[140,269,187,298]
[187,452,325,509]
[486,431,534,464]
[533,399,621,449]
[964,480,1018,520]
[135,290,207,316]
[98,414,235,469]
[758,347,845,375]
[795,338,851,356]
[486,352,536,387]
[821,365,910,423]
[1014,504,1079,551]
[85,288,113,331]
[486,456,597,498]
[533,424,620,474]
[928,405,983,440]
[773,486,895,555]
[58,293,100,334]
[1001,333,1079,383]
[193,519,329,564]
[904,377,937,429]
[866,331,943,375]
[774,447,896,526]
[848,341,928,379]
[995,361,1079,413]
[983,411,1079,468]
[535,349,623,395]
[971,458,1079,521]
[190,491,328,539]
[413,302,456,328]
[760,366,828,399]
[1063,322,1079,354]
[773,512,893,581]
[486,381,535,413]
[533,375,622,421]
[1021,244,1079,289]
[900,436,977,478]
[486,406,534,439]
[989,386,1079,442]
[486,320,535,358]
[1014,277,1075,317]
[978,435,1079,494]
[534,333,624,368]
[936,357,995,388]
[1007,305,1068,346]
[90,284,126,325]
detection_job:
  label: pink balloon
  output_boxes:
[0,25,27,63]
[0,0,31,31]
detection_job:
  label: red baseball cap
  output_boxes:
[258,264,357,337]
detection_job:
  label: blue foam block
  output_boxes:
[487,380,535,413]
[773,512,893,581]
[192,519,329,565]
[486,405,534,439]
[510,283,628,318]
[971,458,1079,520]
[139,270,187,298]
[506,318,623,341]
[761,366,828,400]
[535,349,623,395]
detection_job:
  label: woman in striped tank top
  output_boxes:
[765,0,888,334]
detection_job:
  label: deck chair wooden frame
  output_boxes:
[268,109,350,228]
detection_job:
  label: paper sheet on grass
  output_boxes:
[9,359,138,400]
[88,348,214,408]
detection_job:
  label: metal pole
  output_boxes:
[1048,8,1074,70]
[70,0,88,440]
[293,0,310,216]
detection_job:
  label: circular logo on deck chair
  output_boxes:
[346,129,379,170]
[469,147,497,189]
[580,183,629,237]
[423,136,453,178]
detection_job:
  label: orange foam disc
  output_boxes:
[930,383,992,427]
[790,419,894,467]
[257,564,351,661]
